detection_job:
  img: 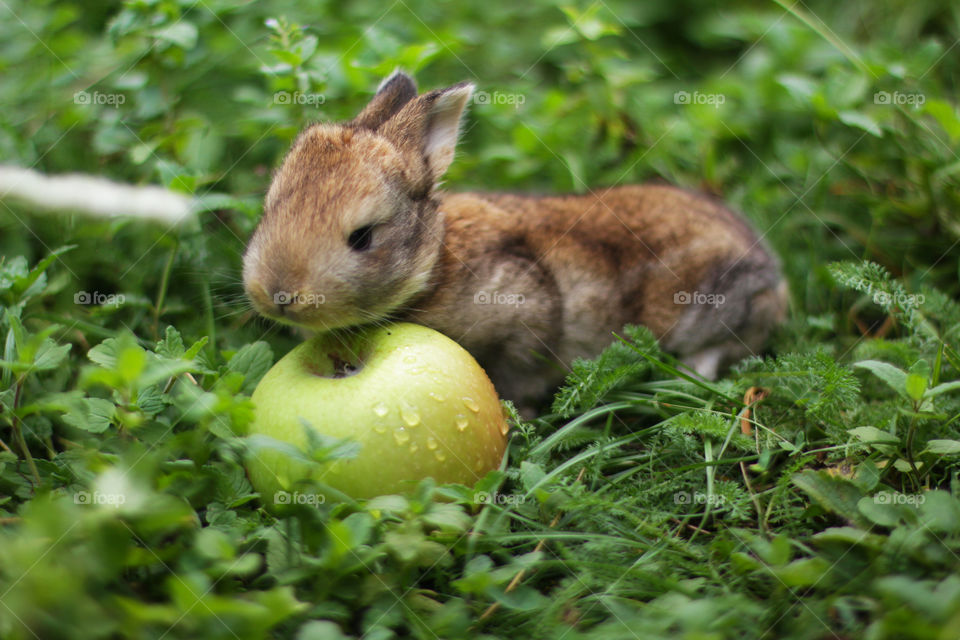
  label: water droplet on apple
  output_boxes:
[434,450,446,462]
[403,355,417,364]
[409,443,419,453]
[373,424,386,434]
[429,391,445,403]
[474,457,484,472]
[462,396,480,413]
[393,429,410,445]
[409,366,425,375]
[426,436,438,450]
[372,402,389,417]
[455,414,469,431]
[499,422,509,436]
[401,407,421,427]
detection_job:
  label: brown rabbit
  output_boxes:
[243,71,788,409]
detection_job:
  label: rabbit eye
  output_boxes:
[347,225,374,251]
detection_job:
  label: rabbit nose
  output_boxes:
[271,289,295,314]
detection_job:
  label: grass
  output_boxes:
[2,0,960,638]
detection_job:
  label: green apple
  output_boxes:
[244,323,509,501]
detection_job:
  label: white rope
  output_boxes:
[0,165,194,225]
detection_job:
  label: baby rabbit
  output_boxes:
[243,71,788,409]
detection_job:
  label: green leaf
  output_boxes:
[25,248,76,298]
[2,322,16,388]
[184,337,209,361]
[156,326,185,359]
[367,494,410,514]
[0,336,71,374]
[195,527,235,561]
[135,385,167,416]
[422,503,472,533]
[813,527,886,551]
[854,459,881,491]
[854,360,908,398]
[792,470,869,527]
[117,343,147,382]
[905,360,930,401]
[31,339,71,371]
[848,426,899,453]
[138,356,196,389]
[519,461,546,492]
[245,434,314,465]
[250,585,309,627]
[739,349,859,421]
[551,324,658,416]
[226,342,274,394]
[925,380,960,398]
[300,420,362,463]
[776,73,817,103]
[829,262,927,332]
[772,557,832,588]
[743,531,792,566]
[472,470,506,496]
[0,256,29,294]
[340,512,373,547]
[663,410,752,451]
[905,373,928,402]
[917,491,960,533]
[490,585,549,611]
[923,99,960,142]
[857,495,904,527]
[925,439,960,455]
[270,49,303,67]
[296,621,351,640]
[62,397,116,433]
[892,458,914,473]
[152,22,198,49]
[87,337,121,368]
[838,110,882,137]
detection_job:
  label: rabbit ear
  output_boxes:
[381,82,475,183]
[351,70,418,130]
[421,83,474,180]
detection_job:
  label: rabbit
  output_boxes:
[243,71,788,411]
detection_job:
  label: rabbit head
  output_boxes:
[243,71,474,331]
